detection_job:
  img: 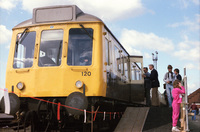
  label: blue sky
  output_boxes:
[0,0,199,98]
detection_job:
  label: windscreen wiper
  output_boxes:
[79,24,93,39]
[16,28,29,52]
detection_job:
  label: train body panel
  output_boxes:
[6,22,107,97]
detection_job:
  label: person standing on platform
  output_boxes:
[190,102,198,121]
[171,80,185,132]
[142,67,151,106]
[149,64,160,107]
[163,65,176,107]
[174,68,182,81]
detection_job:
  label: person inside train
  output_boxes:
[174,68,182,81]
[171,80,185,132]
[79,51,92,66]
[142,67,151,106]
[149,64,160,107]
[163,65,176,107]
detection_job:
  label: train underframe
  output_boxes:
[3,95,137,131]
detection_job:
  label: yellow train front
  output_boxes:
[1,5,145,131]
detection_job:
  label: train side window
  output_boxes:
[124,61,128,78]
[38,29,63,67]
[131,62,142,80]
[121,54,124,75]
[105,39,110,65]
[13,31,36,69]
[67,28,93,66]
[114,46,119,72]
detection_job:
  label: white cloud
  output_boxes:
[173,37,199,61]
[168,14,200,31]
[120,29,174,54]
[0,25,12,45]
[179,0,188,8]
[178,0,199,8]
[191,0,200,5]
[0,0,19,10]
[130,49,142,56]
[144,53,151,59]
[20,0,145,21]
[184,63,195,70]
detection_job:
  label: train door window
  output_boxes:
[114,46,120,72]
[38,29,63,67]
[67,28,93,66]
[13,31,36,69]
[131,63,136,80]
[124,61,128,79]
[121,54,124,75]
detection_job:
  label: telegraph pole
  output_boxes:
[152,51,158,70]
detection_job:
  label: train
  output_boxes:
[0,5,145,131]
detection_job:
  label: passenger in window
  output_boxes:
[142,67,151,106]
[149,64,160,107]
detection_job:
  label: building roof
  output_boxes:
[188,88,200,104]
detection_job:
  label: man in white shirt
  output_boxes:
[163,65,176,107]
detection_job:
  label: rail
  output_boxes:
[180,68,189,132]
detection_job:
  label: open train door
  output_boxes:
[129,56,145,103]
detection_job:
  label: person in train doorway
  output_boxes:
[142,67,151,106]
[174,68,182,81]
[149,64,160,107]
[163,65,176,107]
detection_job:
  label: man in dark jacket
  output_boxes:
[149,64,160,106]
[142,67,151,106]
[174,68,182,81]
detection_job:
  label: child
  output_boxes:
[171,80,185,132]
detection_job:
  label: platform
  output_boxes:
[143,107,172,131]
[114,107,149,132]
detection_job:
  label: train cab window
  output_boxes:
[38,29,63,67]
[67,28,93,66]
[13,31,36,69]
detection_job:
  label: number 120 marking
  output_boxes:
[82,71,91,76]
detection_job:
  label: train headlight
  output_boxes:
[75,80,84,89]
[16,82,25,90]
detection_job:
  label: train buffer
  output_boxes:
[114,107,149,132]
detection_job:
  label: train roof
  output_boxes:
[14,5,102,28]
[13,5,142,58]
